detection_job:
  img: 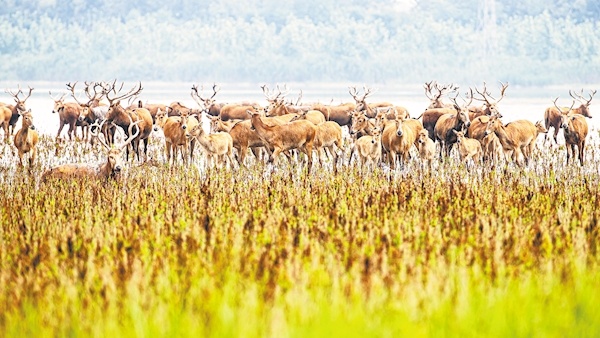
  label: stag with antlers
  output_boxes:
[2,85,34,138]
[544,89,595,144]
[41,118,142,183]
[424,81,459,109]
[191,83,223,116]
[102,81,152,162]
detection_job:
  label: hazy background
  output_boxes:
[1,0,599,85]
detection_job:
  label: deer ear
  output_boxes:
[571,116,576,121]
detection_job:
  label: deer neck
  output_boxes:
[251,115,273,137]
[97,161,114,179]
[493,124,515,149]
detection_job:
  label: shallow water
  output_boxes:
[2,81,599,144]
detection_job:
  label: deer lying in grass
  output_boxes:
[351,126,382,170]
[186,124,235,168]
[40,119,141,183]
[556,99,589,166]
[247,110,316,171]
[13,109,38,168]
[416,129,436,168]
[154,109,199,164]
[484,116,541,166]
[452,130,482,165]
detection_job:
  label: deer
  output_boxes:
[311,121,344,171]
[68,82,113,143]
[349,85,393,118]
[416,129,436,169]
[381,116,419,169]
[555,98,589,166]
[484,115,541,166]
[289,110,326,125]
[153,109,199,164]
[424,81,458,109]
[0,105,12,142]
[452,130,482,166]
[433,93,472,158]
[351,126,383,171]
[350,110,378,139]
[544,89,595,144]
[49,89,89,141]
[246,110,316,171]
[262,84,307,117]
[2,85,34,139]
[13,109,39,168]
[311,101,356,127]
[472,81,508,120]
[40,118,141,184]
[191,83,223,117]
[185,124,235,168]
[102,81,152,162]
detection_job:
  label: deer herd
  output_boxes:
[0,80,597,182]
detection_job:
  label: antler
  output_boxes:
[295,89,303,106]
[553,97,576,114]
[120,114,142,151]
[90,119,111,150]
[84,81,104,103]
[570,89,597,105]
[49,90,66,102]
[5,84,34,103]
[66,82,89,106]
[423,81,434,100]
[103,81,143,106]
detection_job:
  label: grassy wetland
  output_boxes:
[1,132,600,338]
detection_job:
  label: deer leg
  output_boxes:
[30,148,36,167]
[579,141,585,166]
[56,122,65,139]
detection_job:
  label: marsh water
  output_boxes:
[3,81,599,145]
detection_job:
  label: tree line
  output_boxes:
[0,0,598,85]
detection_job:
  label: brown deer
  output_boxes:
[381,116,419,169]
[247,110,316,171]
[311,102,356,127]
[103,81,151,162]
[452,130,482,165]
[49,90,89,141]
[191,83,223,117]
[3,85,33,138]
[545,89,595,144]
[424,81,458,109]
[154,109,199,164]
[484,116,540,166]
[472,81,508,120]
[186,124,235,168]
[555,98,589,166]
[349,85,393,118]
[351,126,383,170]
[68,82,113,143]
[40,119,141,183]
[433,93,472,158]
[416,129,436,169]
[13,109,39,168]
